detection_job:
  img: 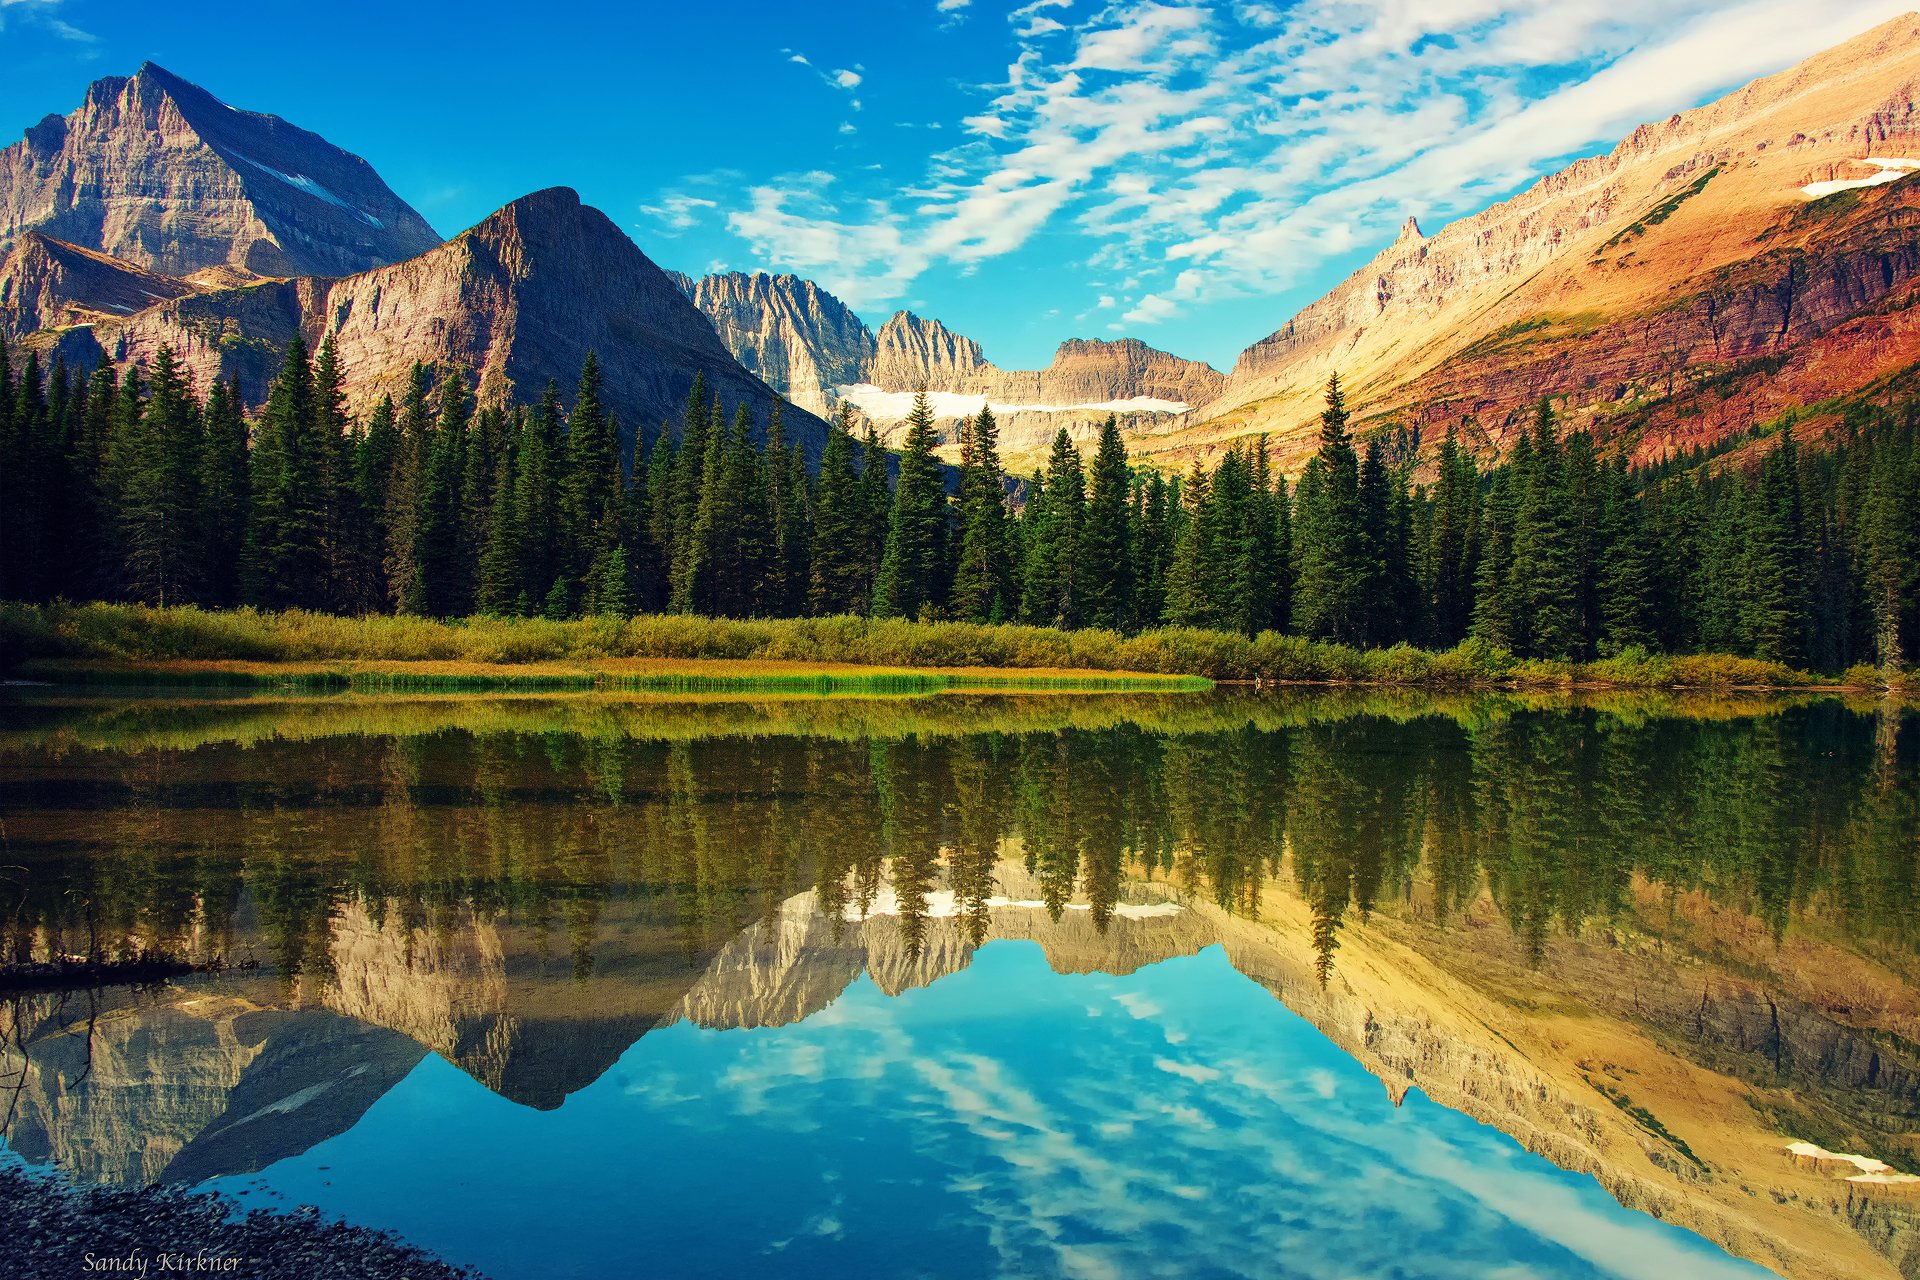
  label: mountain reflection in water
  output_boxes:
[0,689,1915,1279]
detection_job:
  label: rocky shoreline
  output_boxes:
[0,1165,487,1280]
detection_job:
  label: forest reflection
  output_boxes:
[1,691,1915,987]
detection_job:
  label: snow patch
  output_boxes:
[1800,157,1920,199]
[233,153,385,229]
[834,383,1189,423]
[1785,1140,1920,1182]
[842,887,1180,922]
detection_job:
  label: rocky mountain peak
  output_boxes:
[0,63,440,280]
[871,309,988,388]
[674,269,877,415]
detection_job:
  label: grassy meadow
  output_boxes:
[1,601,1905,694]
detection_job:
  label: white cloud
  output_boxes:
[638,194,718,234]
[0,0,96,41]
[833,68,863,89]
[726,0,1912,330]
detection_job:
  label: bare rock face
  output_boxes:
[674,270,876,417]
[869,309,989,389]
[49,187,830,456]
[1180,11,1920,473]
[0,231,193,334]
[0,64,440,280]
[667,270,1221,467]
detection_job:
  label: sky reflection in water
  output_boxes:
[213,942,1771,1280]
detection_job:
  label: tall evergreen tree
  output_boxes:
[1020,429,1086,629]
[1078,415,1135,631]
[244,334,331,609]
[951,405,1016,623]
[873,386,951,620]
[1293,374,1366,642]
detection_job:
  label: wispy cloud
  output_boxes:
[0,0,98,43]
[638,193,718,234]
[724,0,1909,333]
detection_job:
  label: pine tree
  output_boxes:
[245,334,331,609]
[1078,415,1135,631]
[1423,429,1477,645]
[384,363,434,612]
[515,382,564,611]
[1164,459,1217,629]
[1744,425,1811,665]
[353,394,399,609]
[476,445,524,616]
[873,386,951,620]
[1471,459,1522,651]
[951,404,1016,623]
[1293,374,1367,641]
[1596,459,1655,652]
[562,351,617,584]
[1510,400,1579,658]
[1020,429,1086,628]
[809,403,869,615]
[404,369,472,617]
[198,376,249,607]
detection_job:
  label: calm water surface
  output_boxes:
[2,689,1916,1279]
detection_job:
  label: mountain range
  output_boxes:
[4,16,1920,474]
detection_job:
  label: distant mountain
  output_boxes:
[672,270,875,417]
[1174,11,1920,472]
[0,63,440,281]
[40,187,830,456]
[0,231,193,332]
[672,271,1223,468]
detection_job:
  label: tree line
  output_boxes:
[0,332,1915,672]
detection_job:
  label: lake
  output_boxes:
[1,688,1915,1279]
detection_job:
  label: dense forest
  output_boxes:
[0,333,1915,672]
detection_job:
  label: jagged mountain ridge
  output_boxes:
[0,63,440,281]
[670,269,876,418]
[671,270,1223,467]
[37,187,830,457]
[1168,11,1920,471]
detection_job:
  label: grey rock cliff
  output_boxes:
[0,63,440,280]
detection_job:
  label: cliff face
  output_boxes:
[674,271,876,417]
[670,274,1222,468]
[0,231,193,334]
[868,310,989,390]
[0,64,440,280]
[44,188,829,456]
[1175,11,1920,472]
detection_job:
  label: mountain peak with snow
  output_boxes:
[1,65,441,280]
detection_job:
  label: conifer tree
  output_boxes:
[476,445,524,616]
[515,382,564,612]
[245,334,331,609]
[198,376,249,607]
[1078,415,1135,631]
[809,403,869,615]
[952,404,1015,623]
[1511,400,1579,657]
[1021,429,1086,628]
[1293,374,1366,641]
[384,363,435,612]
[1164,459,1217,629]
[1596,459,1655,652]
[873,386,951,620]
[1423,429,1477,645]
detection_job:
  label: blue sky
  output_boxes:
[0,0,1910,369]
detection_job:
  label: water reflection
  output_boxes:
[1,689,1916,1279]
